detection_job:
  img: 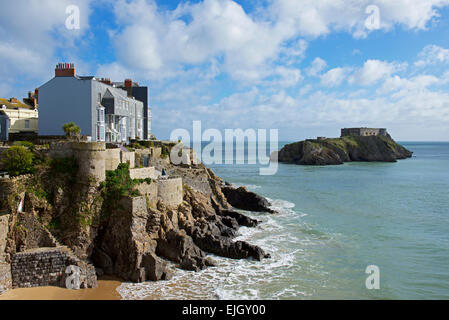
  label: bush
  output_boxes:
[63,122,81,140]
[2,146,35,176]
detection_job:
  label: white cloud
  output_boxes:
[306,57,327,76]
[271,0,449,39]
[106,0,449,85]
[321,67,351,87]
[0,0,91,96]
[348,60,406,86]
[415,44,449,67]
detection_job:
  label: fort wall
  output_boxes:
[104,148,121,171]
[157,177,183,207]
[71,142,106,183]
[341,128,387,137]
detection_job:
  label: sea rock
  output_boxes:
[220,209,260,227]
[221,186,275,213]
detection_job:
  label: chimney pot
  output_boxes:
[55,62,76,77]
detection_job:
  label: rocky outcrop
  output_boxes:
[0,145,272,289]
[221,186,275,213]
[277,135,413,166]
[93,196,172,282]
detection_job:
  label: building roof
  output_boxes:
[0,98,36,110]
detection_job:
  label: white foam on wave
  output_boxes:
[117,197,314,300]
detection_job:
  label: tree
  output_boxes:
[62,122,81,140]
[2,146,35,176]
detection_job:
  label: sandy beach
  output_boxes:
[0,277,122,300]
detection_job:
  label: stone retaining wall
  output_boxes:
[11,247,97,289]
[129,167,157,180]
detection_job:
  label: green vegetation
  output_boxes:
[101,163,140,198]
[130,140,155,149]
[161,145,170,158]
[2,146,35,176]
[62,122,81,140]
[133,177,153,184]
[47,217,61,231]
[12,141,34,148]
[100,163,141,220]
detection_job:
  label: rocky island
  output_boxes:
[276,128,413,166]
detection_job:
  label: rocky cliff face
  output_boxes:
[277,135,413,165]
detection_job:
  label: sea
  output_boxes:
[117,141,449,300]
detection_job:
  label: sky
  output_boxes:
[1,0,449,141]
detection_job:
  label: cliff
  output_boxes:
[0,144,274,292]
[277,135,412,165]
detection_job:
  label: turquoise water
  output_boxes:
[118,142,449,300]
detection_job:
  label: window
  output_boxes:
[97,124,105,141]
[25,120,30,129]
[97,108,105,123]
[98,93,102,103]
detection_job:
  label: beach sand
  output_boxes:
[0,277,122,300]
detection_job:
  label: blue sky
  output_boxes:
[1,0,449,141]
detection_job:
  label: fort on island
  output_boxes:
[340,127,388,137]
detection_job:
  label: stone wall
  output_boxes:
[157,177,183,207]
[341,128,387,137]
[11,247,97,289]
[0,214,11,294]
[135,181,158,208]
[129,167,157,180]
[0,214,9,261]
[121,151,135,168]
[49,141,73,158]
[104,148,121,171]
[0,262,11,294]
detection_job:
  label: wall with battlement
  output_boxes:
[11,247,97,289]
[341,128,387,137]
[157,177,183,207]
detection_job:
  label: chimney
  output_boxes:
[100,78,112,85]
[55,62,76,77]
[124,79,133,87]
